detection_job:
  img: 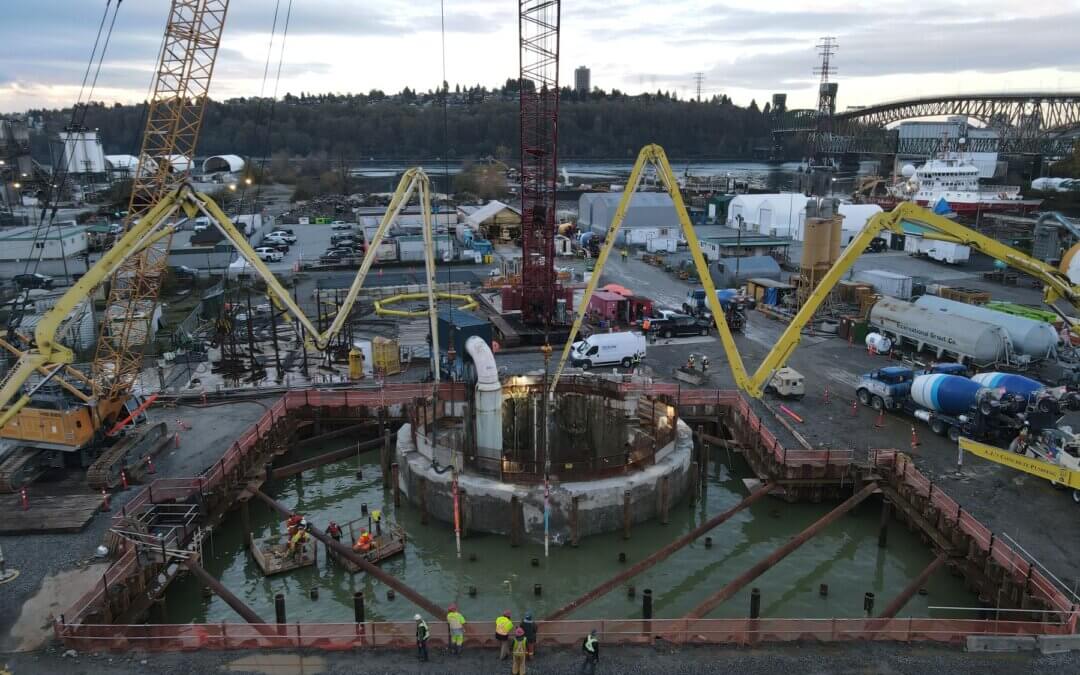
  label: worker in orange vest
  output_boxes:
[353,530,373,552]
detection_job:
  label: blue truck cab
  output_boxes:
[857,366,914,410]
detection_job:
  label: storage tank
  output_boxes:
[914,295,1058,359]
[911,374,988,416]
[971,372,1045,398]
[869,298,1007,364]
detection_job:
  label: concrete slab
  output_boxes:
[1037,634,1080,654]
[965,635,1037,652]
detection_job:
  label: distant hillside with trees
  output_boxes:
[28,82,779,162]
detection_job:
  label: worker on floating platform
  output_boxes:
[446,603,467,654]
[353,529,373,552]
[371,508,382,535]
[287,521,310,558]
[286,514,303,537]
[701,355,710,372]
[511,627,528,675]
[687,354,696,370]
[495,610,514,660]
[326,521,343,543]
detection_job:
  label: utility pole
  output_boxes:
[693,72,704,102]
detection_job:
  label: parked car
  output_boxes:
[319,250,362,265]
[254,246,283,262]
[13,273,54,290]
[650,313,710,338]
[267,230,297,243]
[192,217,211,233]
[331,222,353,231]
[170,265,198,281]
[262,237,290,252]
[330,234,357,246]
[865,237,888,253]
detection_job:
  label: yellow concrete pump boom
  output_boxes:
[550,143,1080,399]
[0,171,446,431]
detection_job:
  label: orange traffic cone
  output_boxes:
[910,426,920,449]
[823,386,831,405]
[874,409,885,428]
[850,400,858,417]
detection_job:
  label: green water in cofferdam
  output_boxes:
[163,442,979,624]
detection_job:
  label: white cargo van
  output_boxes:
[570,332,646,369]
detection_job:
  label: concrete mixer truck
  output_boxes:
[856,366,1026,443]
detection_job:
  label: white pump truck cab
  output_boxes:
[570,332,647,369]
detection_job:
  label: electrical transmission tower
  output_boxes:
[693,72,704,102]
[813,37,839,115]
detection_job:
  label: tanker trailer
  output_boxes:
[868,298,1015,367]
[915,295,1059,361]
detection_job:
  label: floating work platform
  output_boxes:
[249,533,317,576]
[328,520,406,572]
[674,366,709,385]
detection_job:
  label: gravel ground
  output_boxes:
[4,642,1079,674]
[0,400,274,652]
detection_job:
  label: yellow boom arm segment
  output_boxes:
[959,437,1080,489]
[550,144,1080,399]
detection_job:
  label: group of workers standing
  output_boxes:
[287,507,383,557]
[411,606,599,673]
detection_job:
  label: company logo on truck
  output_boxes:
[879,317,958,346]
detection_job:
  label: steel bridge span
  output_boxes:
[772,92,1080,156]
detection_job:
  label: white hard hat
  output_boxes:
[414,614,422,621]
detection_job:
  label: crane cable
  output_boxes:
[10,0,121,338]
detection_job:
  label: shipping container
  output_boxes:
[436,308,493,360]
[853,269,913,300]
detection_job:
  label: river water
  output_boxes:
[346,159,875,199]
[163,441,977,624]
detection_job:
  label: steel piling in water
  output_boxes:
[545,483,773,621]
[685,482,878,619]
[877,553,947,619]
[184,559,266,624]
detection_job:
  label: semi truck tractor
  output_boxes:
[856,367,1025,443]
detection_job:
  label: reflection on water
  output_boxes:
[165,446,976,624]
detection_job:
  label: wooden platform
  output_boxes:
[329,524,406,573]
[250,534,317,576]
[0,492,103,534]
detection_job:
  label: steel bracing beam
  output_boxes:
[184,558,266,624]
[545,483,773,621]
[877,553,947,619]
[685,482,877,619]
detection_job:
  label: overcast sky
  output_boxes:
[2,0,1079,113]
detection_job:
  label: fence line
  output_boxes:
[56,617,1072,652]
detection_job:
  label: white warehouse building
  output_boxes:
[580,192,681,245]
[726,193,882,243]
[0,223,88,260]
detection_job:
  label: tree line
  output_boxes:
[27,83,777,162]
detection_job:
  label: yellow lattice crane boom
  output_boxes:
[0,0,229,490]
[94,0,228,423]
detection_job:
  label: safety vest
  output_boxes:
[513,637,528,655]
[447,611,465,630]
[372,509,382,522]
[584,635,598,653]
[495,616,513,636]
[289,530,308,549]
[416,620,430,641]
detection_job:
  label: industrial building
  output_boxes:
[201,154,245,176]
[695,225,793,261]
[0,223,88,260]
[580,192,680,245]
[457,201,521,242]
[726,194,882,243]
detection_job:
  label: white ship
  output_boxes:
[884,153,1041,215]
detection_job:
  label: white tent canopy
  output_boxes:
[202,154,245,174]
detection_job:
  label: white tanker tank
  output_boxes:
[868,298,1010,365]
[915,295,1058,360]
